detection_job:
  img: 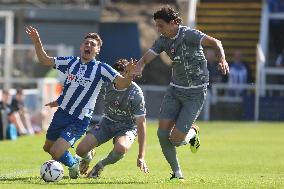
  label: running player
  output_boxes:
[135,6,229,180]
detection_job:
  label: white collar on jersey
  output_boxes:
[112,83,127,91]
[170,25,182,40]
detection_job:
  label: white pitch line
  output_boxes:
[0,168,38,178]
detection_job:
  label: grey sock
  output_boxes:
[101,150,125,167]
[157,128,181,174]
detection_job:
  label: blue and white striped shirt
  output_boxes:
[53,56,119,120]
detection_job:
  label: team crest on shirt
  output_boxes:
[78,65,87,77]
[114,100,119,106]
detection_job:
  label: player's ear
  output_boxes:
[97,46,101,55]
[169,20,176,25]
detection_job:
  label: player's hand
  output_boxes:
[218,59,230,75]
[45,101,58,108]
[133,60,143,78]
[25,26,40,44]
[137,157,149,173]
[125,58,137,79]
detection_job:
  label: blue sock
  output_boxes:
[58,151,76,167]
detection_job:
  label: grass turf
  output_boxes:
[0,121,284,189]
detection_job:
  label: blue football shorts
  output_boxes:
[46,108,91,146]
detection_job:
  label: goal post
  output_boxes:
[0,11,14,90]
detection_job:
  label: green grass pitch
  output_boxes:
[0,121,284,189]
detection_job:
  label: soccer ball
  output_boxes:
[40,160,64,182]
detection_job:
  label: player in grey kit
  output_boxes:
[74,59,149,178]
[135,6,229,180]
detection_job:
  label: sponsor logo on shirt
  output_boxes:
[66,73,91,87]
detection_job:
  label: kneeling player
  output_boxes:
[76,59,149,178]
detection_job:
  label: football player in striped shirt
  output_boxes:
[26,26,136,179]
[45,59,148,178]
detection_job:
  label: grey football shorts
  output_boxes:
[159,85,207,134]
[87,117,137,146]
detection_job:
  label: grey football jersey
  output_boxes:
[151,26,209,87]
[102,82,146,124]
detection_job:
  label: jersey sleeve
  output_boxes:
[57,70,67,85]
[53,56,79,74]
[131,91,146,118]
[185,29,206,45]
[100,63,120,83]
[150,36,165,55]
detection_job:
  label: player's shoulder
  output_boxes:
[131,82,141,90]
[130,82,144,96]
[181,26,199,34]
[96,60,113,69]
[185,27,205,37]
[95,59,107,64]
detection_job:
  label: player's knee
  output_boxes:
[75,147,83,157]
[114,143,128,154]
[49,146,61,160]
[76,146,88,157]
[157,128,170,140]
[112,150,126,160]
[43,144,51,153]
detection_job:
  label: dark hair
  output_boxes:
[153,6,182,25]
[113,59,128,72]
[84,33,103,47]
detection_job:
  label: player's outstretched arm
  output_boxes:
[25,26,54,66]
[135,116,149,173]
[114,59,136,89]
[45,100,58,108]
[201,35,230,75]
[135,50,157,77]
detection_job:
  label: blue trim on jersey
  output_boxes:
[72,64,102,118]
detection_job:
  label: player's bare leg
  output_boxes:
[76,133,98,175]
